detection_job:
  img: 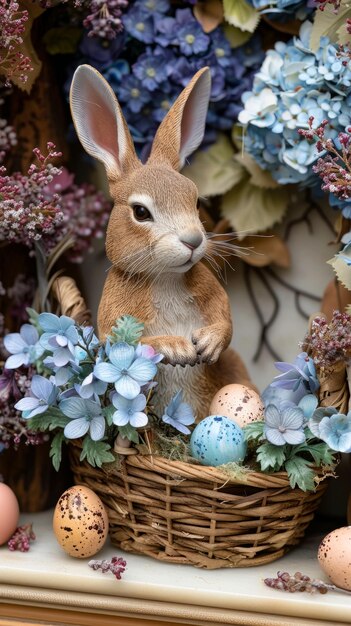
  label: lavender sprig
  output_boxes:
[88,556,127,580]
[264,571,350,595]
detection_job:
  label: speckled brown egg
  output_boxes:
[318,526,351,591]
[209,384,264,428]
[53,485,109,559]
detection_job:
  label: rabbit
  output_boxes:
[70,64,254,421]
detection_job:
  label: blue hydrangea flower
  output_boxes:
[38,313,79,367]
[264,403,305,446]
[79,34,126,70]
[75,372,108,400]
[94,342,157,400]
[15,375,58,419]
[239,88,278,128]
[309,407,351,453]
[176,9,210,56]
[270,352,319,394]
[4,324,44,369]
[138,0,170,14]
[60,397,106,441]
[111,393,148,427]
[162,390,195,435]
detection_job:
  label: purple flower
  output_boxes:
[162,391,195,435]
[15,375,58,419]
[4,324,44,369]
[208,29,232,68]
[138,0,169,14]
[60,397,106,441]
[111,393,148,427]
[264,404,306,446]
[123,6,155,43]
[177,11,210,56]
[79,34,126,70]
[118,75,151,113]
[270,352,319,394]
[133,47,173,91]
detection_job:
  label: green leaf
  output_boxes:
[103,405,115,427]
[118,424,140,444]
[108,315,144,346]
[50,432,65,472]
[28,408,70,432]
[293,441,335,467]
[328,250,351,292]
[183,134,245,197]
[223,23,252,47]
[25,308,41,332]
[221,175,289,238]
[43,27,82,55]
[80,438,115,468]
[243,420,265,442]
[223,0,260,32]
[234,153,280,189]
[310,2,351,50]
[285,456,316,491]
[256,442,286,472]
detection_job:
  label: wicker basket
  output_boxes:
[69,444,329,569]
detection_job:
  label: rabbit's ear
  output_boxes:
[70,65,139,180]
[149,67,211,170]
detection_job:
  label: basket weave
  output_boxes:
[69,445,329,569]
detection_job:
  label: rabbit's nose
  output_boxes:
[180,231,203,250]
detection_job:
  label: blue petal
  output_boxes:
[109,342,135,370]
[115,375,140,399]
[165,390,183,417]
[60,397,87,418]
[59,315,76,332]
[20,324,39,345]
[15,397,39,411]
[75,383,93,399]
[65,326,79,344]
[4,333,26,354]
[52,347,72,367]
[130,412,148,428]
[131,394,147,412]
[281,406,304,430]
[298,394,318,419]
[338,432,351,453]
[56,334,68,347]
[89,416,105,441]
[26,404,49,418]
[264,427,286,446]
[128,357,157,383]
[31,375,55,402]
[284,429,305,445]
[64,417,90,439]
[175,402,195,425]
[112,410,130,426]
[5,353,28,369]
[265,404,281,428]
[94,362,120,383]
[38,312,61,333]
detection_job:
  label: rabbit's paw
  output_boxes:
[159,337,198,367]
[192,327,224,365]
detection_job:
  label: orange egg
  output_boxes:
[53,485,109,559]
[209,384,264,428]
[318,526,351,591]
[0,483,20,545]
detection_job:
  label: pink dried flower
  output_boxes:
[83,0,129,39]
[8,523,35,551]
[0,0,33,85]
[298,117,351,201]
[264,571,341,594]
[301,311,351,367]
[314,0,341,11]
[88,555,127,579]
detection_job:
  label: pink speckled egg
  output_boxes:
[209,384,264,428]
[318,526,351,591]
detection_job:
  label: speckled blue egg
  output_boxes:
[190,415,247,466]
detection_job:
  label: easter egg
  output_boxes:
[0,483,20,545]
[209,384,264,428]
[53,485,109,558]
[318,526,351,591]
[190,415,247,466]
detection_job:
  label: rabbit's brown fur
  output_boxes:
[70,65,254,420]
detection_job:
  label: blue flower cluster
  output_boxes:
[239,21,351,186]
[247,0,311,20]
[76,0,264,156]
[5,313,195,451]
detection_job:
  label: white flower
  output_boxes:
[239,88,278,128]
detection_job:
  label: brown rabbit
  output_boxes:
[70,64,253,420]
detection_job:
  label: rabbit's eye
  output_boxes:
[132,204,152,222]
